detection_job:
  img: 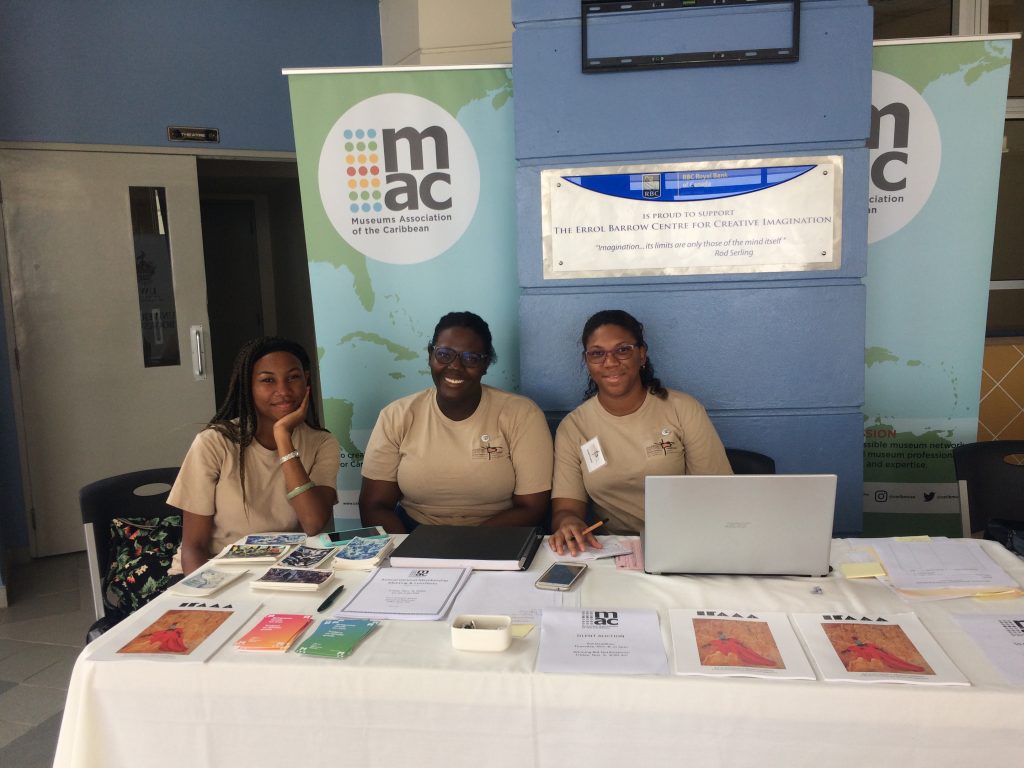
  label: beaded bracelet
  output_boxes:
[286,481,315,500]
[279,450,300,465]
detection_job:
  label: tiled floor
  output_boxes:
[0,552,94,768]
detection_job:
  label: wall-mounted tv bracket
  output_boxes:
[582,0,800,73]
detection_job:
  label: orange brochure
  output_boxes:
[234,613,313,652]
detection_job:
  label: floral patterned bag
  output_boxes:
[101,515,182,617]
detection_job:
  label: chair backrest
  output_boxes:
[545,412,569,440]
[80,467,180,620]
[725,447,777,475]
[952,440,1024,536]
[543,410,776,530]
[548,412,777,476]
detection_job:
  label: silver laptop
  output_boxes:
[643,474,837,577]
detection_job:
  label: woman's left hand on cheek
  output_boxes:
[275,386,310,435]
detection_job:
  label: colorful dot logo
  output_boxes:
[343,128,383,213]
[319,92,480,265]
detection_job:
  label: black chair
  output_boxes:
[542,410,776,530]
[548,413,777,476]
[545,412,569,440]
[725,447,776,475]
[952,440,1024,536]
[80,467,180,641]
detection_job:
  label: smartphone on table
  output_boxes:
[534,562,588,591]
[319,526,386,547]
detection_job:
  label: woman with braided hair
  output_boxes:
[549,310,731,556]
[168,337,339,575]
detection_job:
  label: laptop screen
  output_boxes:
[643,474,836,576]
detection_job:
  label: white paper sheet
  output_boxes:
[567,535,634,561]
[870,539,1018,591]
[334,566,471,620]
[954,614,1024,685]
[87,599,261,663]
[449,571,577,624]
[536,608,669,675]
[792,612,968,685]
[669,609,815,679]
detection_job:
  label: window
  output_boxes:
[129,187,181,367]
[872,0,1024,336]
[870,0,953,40]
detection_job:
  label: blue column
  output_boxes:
[513,0,872,533]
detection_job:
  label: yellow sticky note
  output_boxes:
[893,535,931,542]
[974,589,1024,601]
[840,561,887,579]
[510,624,534,638]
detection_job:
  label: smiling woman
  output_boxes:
[167,337,340,575]
[359,311,553,532]
[549,310,732,556]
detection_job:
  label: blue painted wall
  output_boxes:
[0,1,382,150]
[0,1,382,585]
[513,0,872,533]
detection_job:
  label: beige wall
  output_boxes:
[380,0,511,65]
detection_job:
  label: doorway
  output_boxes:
[0,151,317,557]
[0,149,216,555]
[196,158,318,411]
[200,199,264,406]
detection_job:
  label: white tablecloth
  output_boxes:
[54,540,1024,768]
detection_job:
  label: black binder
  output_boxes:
[389,525,543,571]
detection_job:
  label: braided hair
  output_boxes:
[206,336,326,504]
[429,311,498,364]
[581,309,668,401]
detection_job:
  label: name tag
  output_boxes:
[581,437,607,473]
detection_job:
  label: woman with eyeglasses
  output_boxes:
[359,311,553,533]
[549,309,731,556]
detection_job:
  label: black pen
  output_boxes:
[317,584,346,613]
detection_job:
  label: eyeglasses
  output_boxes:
[430,345,490,369]
[584,344,640,364]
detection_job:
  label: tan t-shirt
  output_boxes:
[167,422,340,570]
[553,389,731,534]
[361,385,553,525]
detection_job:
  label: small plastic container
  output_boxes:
[450,614,513,652]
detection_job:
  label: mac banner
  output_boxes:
[286,66,517,522]
[863,37,1013,533]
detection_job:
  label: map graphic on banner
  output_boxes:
[864,39,1012,532]
[287,67,517,521]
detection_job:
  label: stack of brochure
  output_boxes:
[241,533,307,546]
[215,544,290,564]
[168,566,248,598]
[332,536,394,570]
[250,567,335,592]
[213,533,314,566]
[279,545,335,569]
[294,619,381,659]
[235,613,313,652]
